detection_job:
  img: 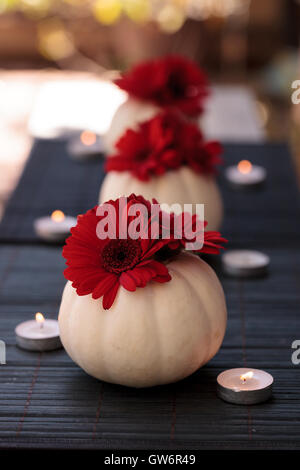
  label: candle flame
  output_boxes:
[80,130,96,146]
[240,371,254,382]
[51,210,65,222]
[238,160,252,174]
[35,312,45,324]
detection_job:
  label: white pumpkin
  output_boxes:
[58,253,227,388]
[99,166,223,231]
[104,97,160,155]
[104,97,205,155]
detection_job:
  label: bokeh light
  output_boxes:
[0,0,251,29]
[21,0,51,18]
[157,3,185,33]
[123,0,150,24]
[38,18,75,60]
[93,0,122,25]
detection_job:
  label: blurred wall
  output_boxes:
[0,0,296,71]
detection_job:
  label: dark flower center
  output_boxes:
[136,149,150,162]
[101,239,142,274]
[168,74,185,98]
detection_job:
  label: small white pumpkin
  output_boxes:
[104,97,160,155]
[104,97,205,155]
[58,252,227,388]
[99,166,223,230]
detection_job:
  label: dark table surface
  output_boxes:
[0,140,300,450]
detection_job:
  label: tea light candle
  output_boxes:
[34,210,76,242]
[222,249,270,278]
[217,368,273,405]
[15,313,62,352]
[225,160,266,189]
[67,130,103,161]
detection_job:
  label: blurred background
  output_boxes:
[0,0,300,218]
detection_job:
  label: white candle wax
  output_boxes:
[67,130,103,160]
[15,314,62,351]
[217,368,273,405]
[225,160,266,189]
[34,210,76,242]
[222,249,270,278]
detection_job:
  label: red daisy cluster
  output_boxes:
[105,111,222,181]
[63,194,227,310]
[115,55,209,116]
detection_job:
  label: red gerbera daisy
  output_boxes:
[105,111,222,181]
[115,55,209,116]
[63,194,227,310]
[63,195,171,310]
[167,213,228,254]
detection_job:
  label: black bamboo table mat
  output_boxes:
[0,139,299,450]
[0,140,300,248]
[0,138,105,244]
[0,244,300,450]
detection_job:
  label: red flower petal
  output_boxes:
[92,273,119,300]
[102,279,120,310]
[119,272,137,292]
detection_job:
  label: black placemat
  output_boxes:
[0,138,104,244]
[0,244,299,450]
[0,140,300,247]
[0,140,299,450]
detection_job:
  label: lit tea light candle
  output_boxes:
[15,313,62,352]
[34,210,76,242]
[222,249,270,278]
[67,130,104,161]
[225,160,266,189]
[217,368,273,405]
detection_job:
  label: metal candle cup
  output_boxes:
[15,313,62,352]
[217,368,273,405]
[225,160,266,189]
[67,130,103,161]
[34,210,76,242]
[222,249,270,278]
